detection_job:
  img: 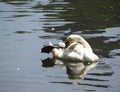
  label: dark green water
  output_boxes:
[0,0,120,92]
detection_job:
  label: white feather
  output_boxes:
[49,41,53,46]
[46,35,99,62]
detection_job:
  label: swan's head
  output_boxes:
[65,35,84,47]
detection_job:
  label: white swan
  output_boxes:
[41,35,99,62]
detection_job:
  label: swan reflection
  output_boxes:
[41,57,98,79]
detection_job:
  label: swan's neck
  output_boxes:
[67,42,78,49]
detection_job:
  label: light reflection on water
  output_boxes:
[42,57,98,80]
[0,0,120,92]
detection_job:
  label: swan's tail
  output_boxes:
[41,41,65,53]
[41,41,54,53]
[41,45,54,53]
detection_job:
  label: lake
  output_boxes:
[0,0,120,92]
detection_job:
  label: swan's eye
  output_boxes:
[65,41,69,48]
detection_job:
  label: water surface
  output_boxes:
[0,0,120,92]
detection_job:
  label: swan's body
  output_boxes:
[41,35,99,62]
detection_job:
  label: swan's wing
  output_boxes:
[64,44,85,61]
[68,43,84,55]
